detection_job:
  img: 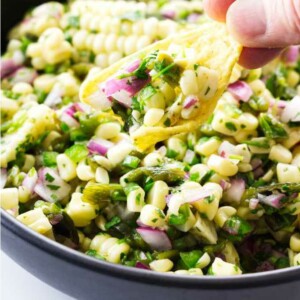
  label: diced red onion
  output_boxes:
[187,13,201,23]
[182,187,214,203]
[0,168,7,189]
[257,193,284,209]
[220,179,231,191]
[281,96,300,123]
[125,60,141,72]
[73,102,92,114]
[228,80,253,102]
[269,99,286,109]
[165,194,173,206]
[64,106,77,118]
[218,141,236,158]
[8,67,38,84]
[103,61,150,104]
[22,171,38,193]
[49,213,64,225]
[184,172,190,180]
[111,90,133,108]
[136,227,172,251]
[249,198,259,210]
[87,138,114,155]
[281,46,299,64]
[59,112,80,128]
[162,10,176,19]
[250,158,262,170]
[136,218,149,228]
[34,168,71,202]
[253,167,264,179]
[135,262,151,270]
[44,85,63,108]
[183,96,198,109]
[223,178,245,204]
[0,58,22,79]
[88,89,112,110]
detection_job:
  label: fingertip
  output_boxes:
[227,0,267,47]
[203,0,235,22]
[238,48,283,69]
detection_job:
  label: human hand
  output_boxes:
[203,0,300,69]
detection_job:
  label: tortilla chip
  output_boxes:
[80,22,242,151]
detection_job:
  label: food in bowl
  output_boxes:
[1,0,300,277]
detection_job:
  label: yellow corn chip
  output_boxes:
[80,22,242,151]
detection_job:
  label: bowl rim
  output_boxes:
[2,209,300,289]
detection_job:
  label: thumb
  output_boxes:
[227,0,300,48]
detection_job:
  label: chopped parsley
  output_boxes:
[259,113,288,139]
[42,152,58,167]
[225,122,237,132]
[45,173,55,182]
[105,216,121,230]
[46,184,60,191]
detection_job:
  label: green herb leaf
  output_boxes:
[259,113,288,139]
[42,152,58,167]
[105,216,121,230]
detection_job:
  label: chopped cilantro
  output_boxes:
[42,152,58,167]
[105,216,121,230]
[225,122,237,132]
[259,113,288,139]
[200,170,215,185]
[46,184,60,191]
[45,173,55,182]
[168,204,190,225]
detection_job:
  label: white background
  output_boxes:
[1,251,74,300]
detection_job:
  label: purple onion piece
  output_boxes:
[0,59,22,79]
[34,167,71,202]
[136,227,172,251]
[183,96,198,109]
[22,172,38,193]
[253,167,264,179]
[182,187,214,203]
[125,60,141,72]
[135,262,151,270]
[187,13,201,23]
[228,80,253,102]
[249,198,259,210]
[87,139,114,155]
[49,213,64,225]
[223,178,246,204]
[8,67,38,84]
[162,10,176,20]
[257,193,285,209]
[250,158,262,170]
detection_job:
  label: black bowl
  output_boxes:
[2,211,300,300]
[1,1,300,299]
